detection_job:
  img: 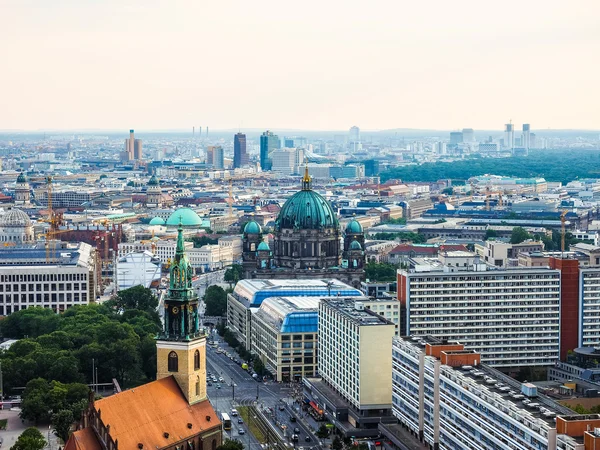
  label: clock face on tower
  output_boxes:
[172,306,179,314]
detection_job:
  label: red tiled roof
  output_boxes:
[65,428,102,450]
[95,376,220,450]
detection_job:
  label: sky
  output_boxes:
[1,0,599,131]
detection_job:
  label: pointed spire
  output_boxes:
[176,216,185,258]
[302,158,311,190]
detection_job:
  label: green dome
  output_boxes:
[349,240,362,250]
[244,220,261,234]
[276,190,338,230]
[166,208,202,227]
[257,241,270,251]
[16,172,26,183]
[149,217,165,225]
[346,219,363,234]
[148,175,159,186]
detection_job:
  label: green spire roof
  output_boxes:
[169,219,194,298]
[244,220,261,234]
[349,240,362,250]
[346,219,363,234]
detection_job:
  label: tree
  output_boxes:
[484,229,498,240]
[188,235,218,248]
[111,285,158,312]
[331,437,343,450]
[253,358,266,377]
[52,409,74,443]
[216,440,244,450]
[510,227,532,244]
[316,424,330,438]
[224,265,244,287]
[204,286,227,316]
[365,262,399,282]
[11,428,46,450]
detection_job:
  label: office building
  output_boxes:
[364,159,380,176]
[233,132,248,168]
[388,336,594,450]
[65,223,221,450]
[523,123,531,149]
[227,278,361,350]
[397,255,562,367]
[0,242,97,315]
[449,132,463,145]
[462,128,475,143]
[124,129,143,161]
[206,146,224,169]
[284,136,308,148]
[479,143,499,153]
[505,123,515,149]
[271,148,304,175]
[116,251,161,290]
[474,239,544,267]
[303,298,395,438]
[259,130,280,171]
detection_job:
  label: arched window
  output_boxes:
[195,376,200,396]
[168,351,178,372]
[211,440,217,450]
[194,350,200,370]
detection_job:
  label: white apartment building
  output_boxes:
[398,262,562,367]
[319,299,394,410]
[390,336,592,450]
[0,242,96,315]
[118,240,233,271]
[361,297,400,335]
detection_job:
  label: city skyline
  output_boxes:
[1,0,599,131]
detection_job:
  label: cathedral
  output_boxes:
[65,221,221,450]
[242,166,365,287]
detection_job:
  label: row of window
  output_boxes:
[0,273,87,282]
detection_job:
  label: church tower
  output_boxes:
[146,174,162,208]
[14,172,31,206]
[156,220,207,404]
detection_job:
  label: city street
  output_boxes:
[193,269,227,299]
[206,340,323,449]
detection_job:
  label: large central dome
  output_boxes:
[275,169,338,231]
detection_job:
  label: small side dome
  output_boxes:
[16,172,27,183]
[345,219,363,234]
[149,217,165,226]
[148,175,160,186]
[257,241,270,251]
[244,220,261,235]
[349,240,362,251]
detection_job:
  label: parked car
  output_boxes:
[291,435,298,442]
[294,428,300,434]
[305,436,312,442]
[216,384,221,389]
[238,418,244,424]
[238,429,245,435]
[290,417,297,422]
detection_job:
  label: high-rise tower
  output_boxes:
[156,221,207,404]
[522,124,531,150]
[260,130,280,171]
[124,129,143,161]
[504,123,515,149]
[234,133,248,168]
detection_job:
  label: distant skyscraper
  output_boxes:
[260,130,280,171]
[206,146,215,166]
[530,132,537,149]
[449,131,463,145]
[213,146,224,169]
[364,159,380,176]
[123,129,143,161]
[233,133,248,168]
[349,126,360,152]
[522,124,531,149]
[462,128,475,143]
[504,123,515,149]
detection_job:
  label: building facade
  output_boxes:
[397,262,562,367]
[233,132,248,168]
[116,251,161,290]
[241,167,365,287]
[303,298,395,438]
[259,130,280,171]
[389,336,593,450]
[0,242,96,315]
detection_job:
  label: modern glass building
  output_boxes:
[252,296,321,381]
[227,278,361,350]
[259,130,280,171]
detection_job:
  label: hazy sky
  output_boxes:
[1,0,599,131]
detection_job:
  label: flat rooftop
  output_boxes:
[322,299,393,326]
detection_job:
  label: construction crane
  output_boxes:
[561,209,568,254]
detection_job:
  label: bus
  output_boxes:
[221,413,231,430]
